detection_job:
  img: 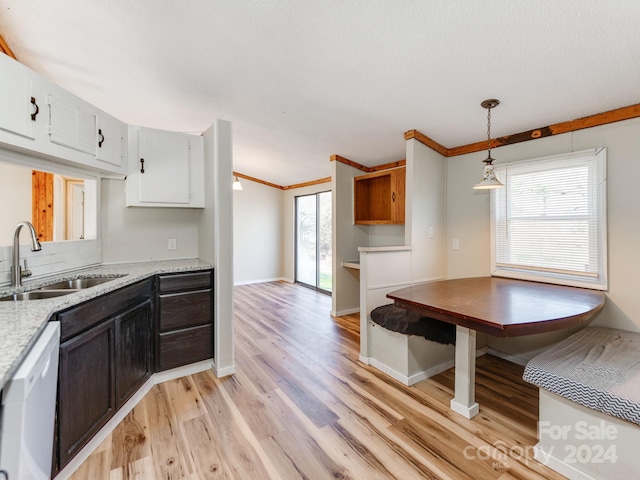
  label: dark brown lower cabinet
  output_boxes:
[54,280,152,474]
[115,299,152,408]
[52,269,213,474]
[57,319,115,468]
[158,323,213,371]
[156,270,214,371]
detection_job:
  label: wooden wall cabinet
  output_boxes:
[354,167,405,224]
[156,270,214,371]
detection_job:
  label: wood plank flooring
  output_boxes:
[70,281,564,480]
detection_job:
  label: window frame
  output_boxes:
[490,147,608,290]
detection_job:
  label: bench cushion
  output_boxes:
[523,327,640,426]
[370,304,455,345]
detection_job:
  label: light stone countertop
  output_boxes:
[0,258,213,391]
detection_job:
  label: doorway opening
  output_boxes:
[295,191,332,294]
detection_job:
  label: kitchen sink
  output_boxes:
[38,276,121,290]
[1,275,123,301]
[0,290,76,302]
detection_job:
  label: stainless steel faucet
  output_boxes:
[12,221,42,288]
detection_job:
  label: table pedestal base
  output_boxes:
[450,326,479,419]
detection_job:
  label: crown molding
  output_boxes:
[0,34,16,60]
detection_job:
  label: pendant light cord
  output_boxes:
[486,106,492,162]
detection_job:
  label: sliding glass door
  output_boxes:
[295,191,332,293]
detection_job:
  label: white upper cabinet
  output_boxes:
[126,126,204,208]
[0,54,42,142]
[138,127,189,203]
[0,53,127,175]
[95,110,126,168]
[0,73,39,140]
[48,89,97,155]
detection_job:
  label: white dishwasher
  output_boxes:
[0,321,60,480]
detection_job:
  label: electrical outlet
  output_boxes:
[168,238,177,250]
[452,238,460,250]
[428,226,434,238]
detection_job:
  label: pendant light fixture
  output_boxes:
[473,99,504,190]
[232,175,243,191]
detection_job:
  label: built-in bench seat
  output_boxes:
[523,326,640,425]
[524,326,640,480]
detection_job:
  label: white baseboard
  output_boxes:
[153,359,214,383]
[487,347,529,366]
[55,359,219,480]
[406,359,454,386]
[234,277,288,286]
[214,364,236,377]
[410,276,446,285]
[365,356,452,386]
[366,357,413,385]
[534,445,596,480]
[361,346,488,387]
[331,307,360,317]
[406,346,488,386]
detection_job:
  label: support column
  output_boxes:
[450,325,479,419]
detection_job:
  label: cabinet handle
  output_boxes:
[30,96,39,121]
[98,129,105,148]
[140,158,145,174]
[0,469,8,480]
[392,192,396,202]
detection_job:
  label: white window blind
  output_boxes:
[491,148,607,290]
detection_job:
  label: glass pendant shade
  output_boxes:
[232,176,243,190]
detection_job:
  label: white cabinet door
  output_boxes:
[138,127,190,204]
[0,65,39,140]
[0,54,126,175]
[96,111,126,169]
[126,126,204,207]
[48,90,97,155]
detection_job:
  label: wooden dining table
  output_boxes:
[387,276,605,419]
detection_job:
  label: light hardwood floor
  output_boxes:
[70,281,564,480]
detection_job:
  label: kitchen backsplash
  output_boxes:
[0,239,101,288]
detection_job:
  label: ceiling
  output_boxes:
[1,1,640,186]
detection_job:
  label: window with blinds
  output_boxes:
[490,147,607,290]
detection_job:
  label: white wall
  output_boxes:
[101,178,199,263]
[233,179,283,284]
[446,116,640,360]
[200,119,235,377]
[405,139,447,283]
[331,161,368,315]
[0,162,32,242]
[367,224,405,247]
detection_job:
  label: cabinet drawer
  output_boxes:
[157,324,213,371]
[158,271,212,294]
[58,280,152,342]
[159,290,212,331]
